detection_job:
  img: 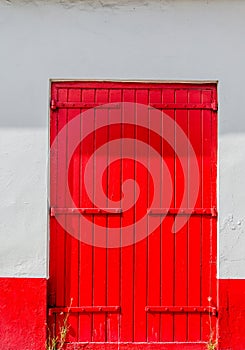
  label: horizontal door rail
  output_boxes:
[145,306,217,316]
[51,100,218,111]
[49,306,121,316]
[148,208,217,217]
[51,208,217,216]
[50,207,122,216]
[50,100,121,110]
[149,102,218,111]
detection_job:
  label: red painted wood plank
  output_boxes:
[55,88,68,338]
[201,89,214,342]
[65,88,81,342]
[210,88,218,343]
[174,89,188,342]
[106,88,122,342]
[120,89,135,342]
[160,88,175,342]
[147,89,162,342]
[187,89,202,341]
[78,88,95,342]
[49,84,58,313]
[134,89,149,342]
[55,89,68,305]
[92,89,109,342]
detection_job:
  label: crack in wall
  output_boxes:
[220,215,245,277]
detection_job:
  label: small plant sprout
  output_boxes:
[46,298,73,350]
[206,296,218,350]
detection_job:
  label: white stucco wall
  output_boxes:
[0,0,244,278]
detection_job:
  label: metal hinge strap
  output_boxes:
[149,103,218,111]
[148,208,217,217]
[50,101,120,110]
[145,306,218,316]
[49,306,121,316]
[50,207,122,216]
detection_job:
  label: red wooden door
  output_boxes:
[49,81,217,349]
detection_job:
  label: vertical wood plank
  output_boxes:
[120,89,135,342]
[107,88,121,342]
[49,85,59,334]
[78,88,95,341]
[92,89,109,342]
[55,88,68,336]
[160,88,175,342]
[65,88,81,342]
[147,89,162,342]
[201,89,216,341]
[188,89,202,341]
[174,89,188,342]
[134,89,148,342]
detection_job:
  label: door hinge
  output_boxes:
[50,99,57,111]
[211,101,218,111]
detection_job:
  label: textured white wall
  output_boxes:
[0,0,244,278]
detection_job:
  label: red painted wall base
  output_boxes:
[219,279,245,350]
[0,278,47,350]
[0,278,244,349]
